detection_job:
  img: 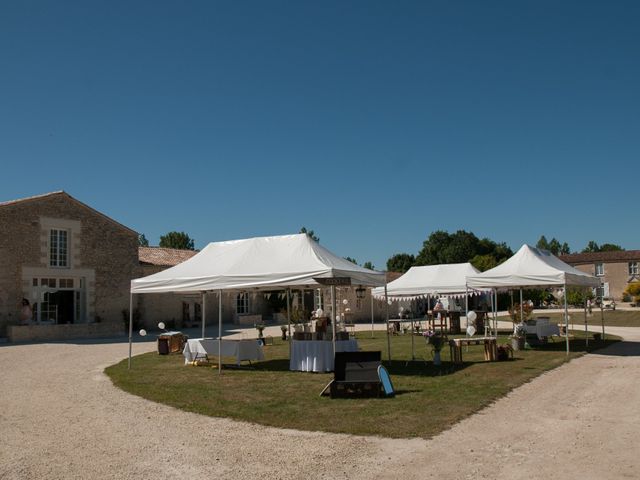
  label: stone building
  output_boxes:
[560,250,640,301]
[0,191,138,341]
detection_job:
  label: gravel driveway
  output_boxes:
[1,326,639,480]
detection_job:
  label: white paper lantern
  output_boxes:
[466,325,476,337]
[139,329,147,337]
[158,322,165,330]
[467,311,477,323]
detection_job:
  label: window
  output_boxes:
[50,229,69,267]
[595,263,604,276]
[236,293,249,315]
[630,262,639,275]
[41,278,57,288]
[59,279,74,289]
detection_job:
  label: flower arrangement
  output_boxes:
[508,302,534,324]
[254,321,266,338]
[423,330,447,352]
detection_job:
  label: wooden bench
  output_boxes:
[449,337,498,365]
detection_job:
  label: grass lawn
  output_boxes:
[498,309,640,328]
[106,331,618,439]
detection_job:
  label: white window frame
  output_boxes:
[595,263,604,276]
[629,262,639,275]
[236,293,249,315]
[50,229,69,268]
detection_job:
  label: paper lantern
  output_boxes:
[139,329,147,336]
[158,322,165,330]
[467,311,477,323]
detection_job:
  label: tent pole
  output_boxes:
[601,300,605,340]
[385,283,390,361]
[519,288,524,323]
[492,289,497,336]
[287,289,292,356]
[331,285,337,358]
[465,286,469,328]
[584,295,589,349]
[411,312,415,361]
[370,290,374,339]
[564,284,569,356]
[127,292,133,370]
[218,290,222,375]
[201,291,206,339]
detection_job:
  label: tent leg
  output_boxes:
[218,290,222,375]
[331,285,337,358]
[385,284,390,362]
[584,295,589,348]
[370,290,374,339]
[564,284,569,356]
[201,291,206,339]
[519,288,524,323]
[128,293,133,370]
[601,303,605,340]
[287,289,292,356]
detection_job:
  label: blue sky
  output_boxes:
[1,1,638,268]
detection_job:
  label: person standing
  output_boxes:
[19,298,33,325]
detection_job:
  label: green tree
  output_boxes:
[362,261,375,270]
[386,253,415,273]
[582,241,624,253]
[299,227,319,242]
[599,243,624,252]
[537,235,570,255]
[470,254,498,272]
[138,233,149,247]
[159,231,195,250]
[415,230,512,267]
[344,256,358,264]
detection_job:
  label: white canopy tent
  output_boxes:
[466,244,601,354]
[371,263,492,361]
[129,233,387,370]
[372,263,486,299]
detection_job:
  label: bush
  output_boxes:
[624,282,640,304]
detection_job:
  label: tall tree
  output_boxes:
[582,241,624,253]
[159,231,195,250]
[138,233,149,247]
[362,261,375,270]
[299,227,319,242]
[344,256,358,264]
[537,235,570,255]
[415,230,512,268]
[386,253,415,273]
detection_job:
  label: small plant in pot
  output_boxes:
[254,321,266,344]
[423,330,447,365]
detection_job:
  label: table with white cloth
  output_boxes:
[524,318,560,339]
[183,338,264,366]
[289,339,359,372]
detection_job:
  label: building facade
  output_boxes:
[560,250,640,301]
[0,192,138,341]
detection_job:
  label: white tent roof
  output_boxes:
[372,263,485,299]
[131,233,386,293]
[466,244,600,289]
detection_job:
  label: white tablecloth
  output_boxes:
[183,338,264,366]
[524,319,561,339]
[289,339,359,372]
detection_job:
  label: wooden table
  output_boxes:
[449,337,498,365]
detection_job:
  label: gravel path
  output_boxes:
[1,326,639,480]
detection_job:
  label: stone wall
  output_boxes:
[574,262,632,301]
[0,193,138,338]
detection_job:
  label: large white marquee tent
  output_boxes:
[466,244,601,354]
[128,233,387,370]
